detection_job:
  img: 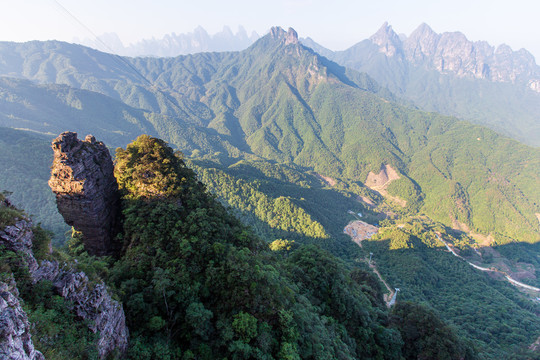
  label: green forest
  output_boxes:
[0,27,539,359]
[0,32,537,245]
[2,136,481,359]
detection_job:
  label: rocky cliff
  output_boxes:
[270,26,299,45]
[0,197,129,358]
[0,279,44,360]
[370,22,540,89]
[0,218,39,276]
[49,132,121,256]
[33,261,129,358]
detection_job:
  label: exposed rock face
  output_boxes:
[270,26,299,45]
[370,22,403,57]
[369,22,540,89]
[33,261,129,358]
[49,132,121,256]
[0,279,44,360]
[0,218,39,275]
[365,164,407,208]
[1,204,129,359]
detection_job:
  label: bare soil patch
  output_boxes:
[344,220,378,247]
[451,218,494,246]
[365,165,406,207]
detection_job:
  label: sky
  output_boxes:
[1,0,539,60]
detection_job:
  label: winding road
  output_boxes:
[437,234,540,292]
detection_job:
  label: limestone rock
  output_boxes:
[33,261,129,358]
[0,279,44,360]
[369,22,540,87]
[269,26,299,45]
[370,22,403,57]
[285,27,299,45]
[0,218,38,275]
[2,199,129,358]
[49,132,121,256]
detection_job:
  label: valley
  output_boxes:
[0,22,539,359]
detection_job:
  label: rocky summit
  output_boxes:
[48,132,121,256]
[372,22,540,87]
[270,26,299,45]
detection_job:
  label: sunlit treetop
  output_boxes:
[114,134,197,201]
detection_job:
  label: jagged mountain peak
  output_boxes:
[370,22,397,40]
[217,25,234,38]
[369,22,403,57]
[409,22,437,39]
[192,25,210,36]
[269,26,299,45]
[404,23,441,60]
[397,23,540,84]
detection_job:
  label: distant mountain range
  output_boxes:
[1,25,540,358]
[74,25,259,57]
[0,27,537,245]
[302,22,540,146]
[71,23,540,146]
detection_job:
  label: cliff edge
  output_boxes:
[49,132,121,256]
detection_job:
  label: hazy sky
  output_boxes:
[2,0,539,60]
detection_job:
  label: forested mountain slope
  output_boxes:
[0,27,537,244]
[0,25,539,359]
[2,135,484,359]
[2,129,539,358]
[302,23,540,147]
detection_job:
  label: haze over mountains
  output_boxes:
[302,22,540,146]
[0,23,540,358]
[71,22,540,146]
[74,25,260,57]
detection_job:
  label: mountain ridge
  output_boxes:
[74,25,260,57]
[303,23,540,146]
[0,27,538,244]
[371,22,540,86]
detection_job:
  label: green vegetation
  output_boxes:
[107,135,402,358]
[0,128,67,240]
[0,191,25,228]
[0,34,538,244]
[95,135,483,359]
[24,280,100,360]
[364,217,540,359]
[389,302,476,360]
[0,229,98,360]
[192,164,329,240]
[114,134,198,200]
[0,31,539,359]
[3,134,538,358]
[189,158,540,358]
